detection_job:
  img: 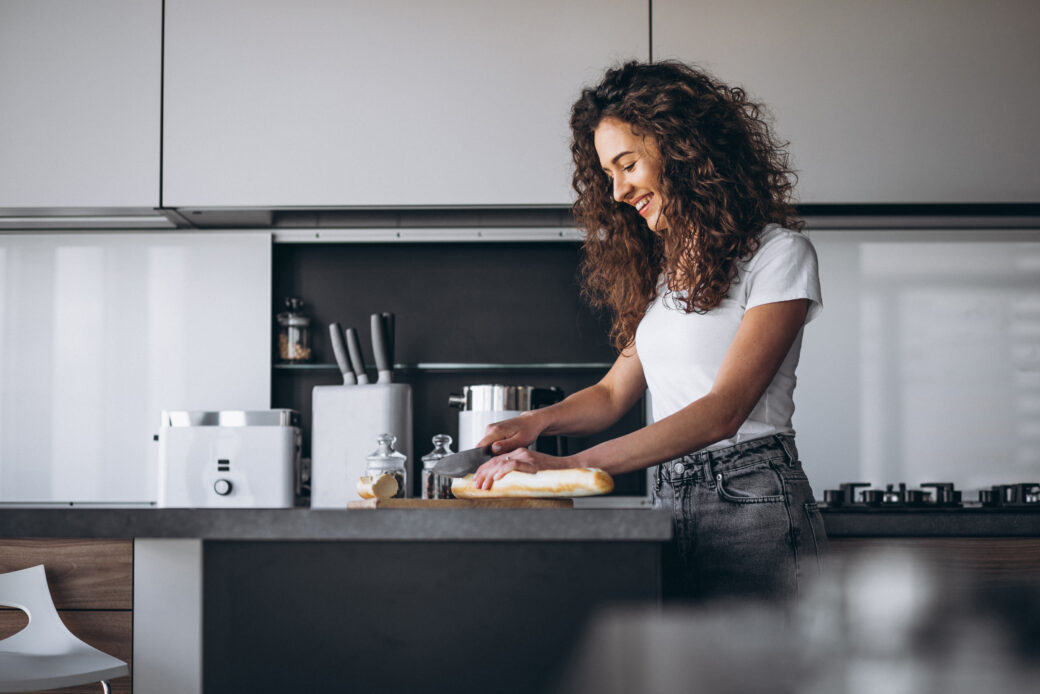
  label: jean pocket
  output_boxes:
[714,462,785,504]
[804,501,829,556]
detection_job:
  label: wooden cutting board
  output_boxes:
[346,498,574,509]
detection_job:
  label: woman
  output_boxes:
[473,60,826,602]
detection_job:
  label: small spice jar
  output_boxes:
[276,297,312,363]
[421,434,455,500]
[365,433,408,499]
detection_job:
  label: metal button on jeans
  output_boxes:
[673,462,685,474]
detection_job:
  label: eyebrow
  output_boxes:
[602,150,635,172]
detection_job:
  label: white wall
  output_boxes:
[0,232,271,503]
[795,229,1040,494]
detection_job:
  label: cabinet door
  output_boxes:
[163,0,648,208]
[0,0,161,209]
[653,0,1040,204]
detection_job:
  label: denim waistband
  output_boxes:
[659,434,799,487]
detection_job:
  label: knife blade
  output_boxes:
[431,446,494,478]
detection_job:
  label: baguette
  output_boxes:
[356,473,400,500]
[451,468,613,499]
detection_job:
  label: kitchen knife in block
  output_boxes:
[329,322,357,385]
[344,327,370,384]
[370,313,392,384]
[311,382,413,506]
[381,312,395,368]
[431,446,494,478]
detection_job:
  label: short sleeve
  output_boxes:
[743,228,823,324]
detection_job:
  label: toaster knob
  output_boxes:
[214,478,233,496]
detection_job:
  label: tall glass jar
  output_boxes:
[365,433,408,499]
[276,297,312,363]
[421,434,455,500]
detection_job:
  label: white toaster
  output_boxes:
[157,410,301,508]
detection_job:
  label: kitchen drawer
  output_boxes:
[828,537,1040,590]
[0,539,132,609]
[0,539,133,693]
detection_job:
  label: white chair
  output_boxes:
[0,564,129,693]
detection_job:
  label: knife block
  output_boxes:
[311,383,413,507]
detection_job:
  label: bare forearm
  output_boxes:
[529,382,638,438]
[570,393,738,476]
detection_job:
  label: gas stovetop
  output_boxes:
[821,482,1040,511]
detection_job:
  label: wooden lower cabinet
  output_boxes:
[0,539,133,694]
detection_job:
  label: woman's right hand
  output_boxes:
[476,411,545,455]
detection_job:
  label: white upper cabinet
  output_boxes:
[653,0,1040,204]
[162,0,648,208]
[0,0,161,209]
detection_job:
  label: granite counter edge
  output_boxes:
[0,507,673,542]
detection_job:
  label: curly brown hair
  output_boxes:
[570,60,802,351]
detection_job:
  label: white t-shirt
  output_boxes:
[634,224,822,449]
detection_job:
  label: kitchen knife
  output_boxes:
[431,445,494,478]
[328,322,358,385]
[370,313,392,384]
[381,311,395,373]
[344,327,370,385]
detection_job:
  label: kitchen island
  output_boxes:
[5,506,1040,693]
[0,507,672,694]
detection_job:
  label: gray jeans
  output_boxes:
[652,434,827,602]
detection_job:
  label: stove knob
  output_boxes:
[1026,484,1040,505]
[214,479,233,496]
[862,489,884,506]
[922,482,961,507]
[978,488,999,507]
[904,490,927,507]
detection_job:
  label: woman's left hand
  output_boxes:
[469,447,573,491]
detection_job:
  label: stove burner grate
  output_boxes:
[822,482,1040,510]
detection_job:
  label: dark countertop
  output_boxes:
[3,506,1039,541]
[0,507,673,542]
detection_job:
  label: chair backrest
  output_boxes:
[0,563,129,692]
[0,564,81,653]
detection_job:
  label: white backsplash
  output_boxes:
[0,232,271,503]
[795,229,1040,495]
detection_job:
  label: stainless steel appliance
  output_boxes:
[448,384,563,451]
[157,410,301,508]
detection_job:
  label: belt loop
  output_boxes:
[704,450,719,488]
[775,434,796,466]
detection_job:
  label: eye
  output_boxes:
[622,162,635,172]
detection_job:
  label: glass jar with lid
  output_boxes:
[276,297,312,363]
[365,433,408,498]
[421,434,455,499]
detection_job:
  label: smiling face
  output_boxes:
[594,117,667,232]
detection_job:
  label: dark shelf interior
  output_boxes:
[272,241,647,497]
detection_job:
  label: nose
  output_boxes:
[612,174,631,203]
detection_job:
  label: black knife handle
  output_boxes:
[381,312,395,367]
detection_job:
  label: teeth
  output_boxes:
[635,196,651,211]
